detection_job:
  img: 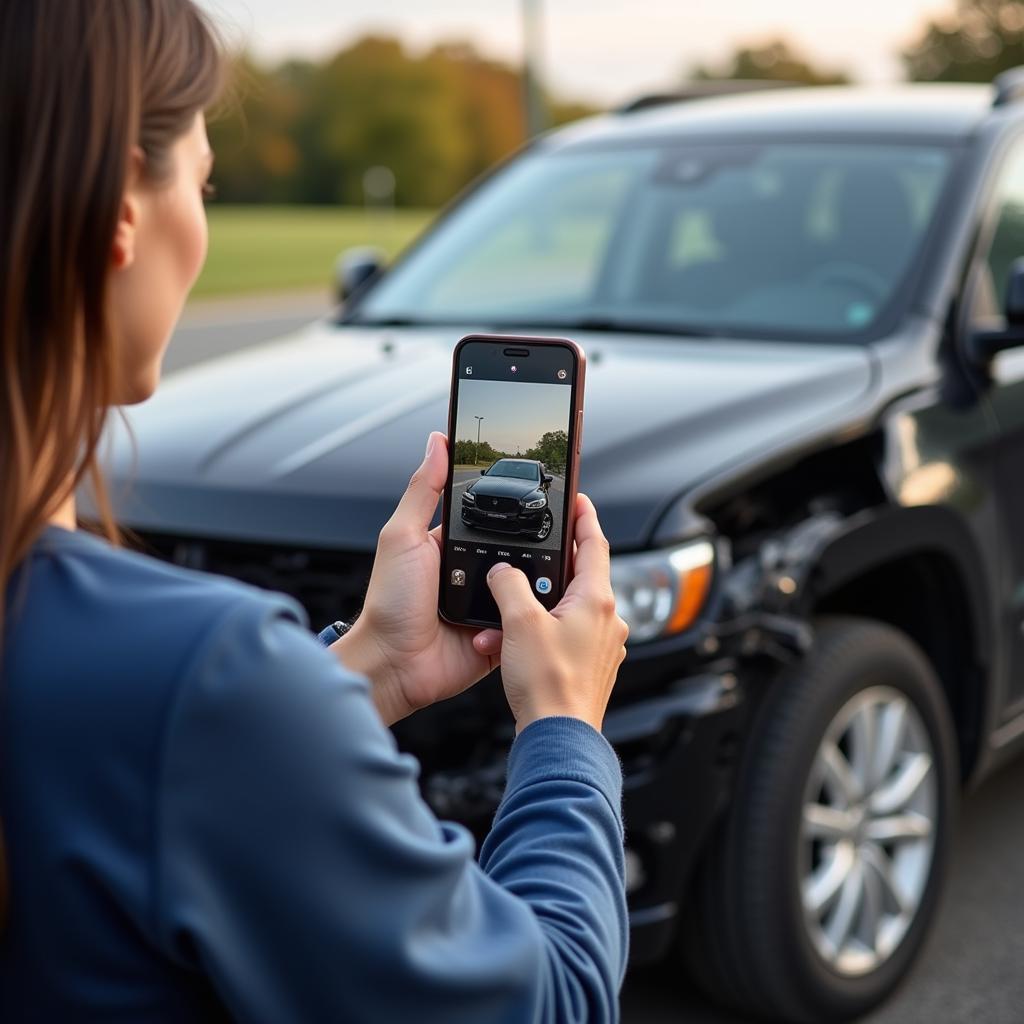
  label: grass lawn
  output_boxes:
[192,205,436,299]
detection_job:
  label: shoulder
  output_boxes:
[161,584,377,769]
[4,525,319,712]
[24,523,307,632]
[5,524,380,797]
[42,524,370,698]
[32,524,305,618]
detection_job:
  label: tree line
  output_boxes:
[692,1,1024,86]
[454,429,569,473]
[207,35,595,208]
[206,5,1017,208]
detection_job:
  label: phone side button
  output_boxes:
[575,409,584,454]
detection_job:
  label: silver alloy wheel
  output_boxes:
[536,511,552,540]
[799,685,937,977]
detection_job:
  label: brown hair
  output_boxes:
[0,0,225,928]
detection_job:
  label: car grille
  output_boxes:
[479,495,521,514]
[131,530,373,628]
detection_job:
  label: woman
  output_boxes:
[0,1,630,1021]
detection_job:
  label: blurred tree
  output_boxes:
[207,55,307,203]
[293,35,471,207]
[903,0,1024,81]
[524,429,569,474]
[205,34,601,207]
[427,41,527,185]
[454,439,510,465]
[693,38,851,85]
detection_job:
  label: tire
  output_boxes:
[678,616,959,1022]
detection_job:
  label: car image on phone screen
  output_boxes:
[439,334,585,630]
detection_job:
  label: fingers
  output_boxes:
[473,628,502,655]
[381,432,448,546]
[486,562,543,629]
[568,492,611,584]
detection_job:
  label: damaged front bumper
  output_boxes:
[420,666,746,965]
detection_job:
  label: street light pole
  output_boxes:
[521,0,547,139]
[475,415,484,466]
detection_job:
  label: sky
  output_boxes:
[199,0,957,107]
[455,379,571,454]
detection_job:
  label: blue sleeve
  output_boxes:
[153,596,629,1023]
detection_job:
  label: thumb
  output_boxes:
[486,563,540,628]
[387,431,448,537]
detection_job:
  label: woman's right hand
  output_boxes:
[486,492,629,736]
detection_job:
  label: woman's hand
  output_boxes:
[329,432,503,725]
[486,492,629,736]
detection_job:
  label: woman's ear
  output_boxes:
[111,145,146,271]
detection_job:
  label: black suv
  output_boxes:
[94,71,1024,1022]
[461,458,554,540]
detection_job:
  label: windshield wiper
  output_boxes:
[337,313,429,327]
[489,316,714,338]
[572,316,712,337]
[338,312,715,337]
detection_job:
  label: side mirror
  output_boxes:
[969,257,1024,363]
[543,474,553,485]
[480,469,487,475]
[335,246,385,304]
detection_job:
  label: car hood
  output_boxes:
[469,477,540,499]
[97,322,876,550]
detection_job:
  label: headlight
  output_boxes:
[463,491,476,503]
[611,539,715,643]
[522,496,546,509]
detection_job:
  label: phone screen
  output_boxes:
[440,336,583,628]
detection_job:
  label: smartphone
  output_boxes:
[439,333,586,630]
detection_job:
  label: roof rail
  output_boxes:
[617,79,802,114]
[993,67,1024,107]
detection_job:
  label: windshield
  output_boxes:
[487,460,540,481]
[352,140,954,338]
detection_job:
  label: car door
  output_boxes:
[964,133,1024,715]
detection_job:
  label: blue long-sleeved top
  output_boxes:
[0,524,628,1021]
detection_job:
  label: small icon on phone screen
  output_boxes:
[451,569,466,586]
[535,577,552,595]
[557,369,567,380]
[466,366,473,375]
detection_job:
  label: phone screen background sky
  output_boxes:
[455,378,571,455]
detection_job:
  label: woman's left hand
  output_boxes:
[328,431,503,725]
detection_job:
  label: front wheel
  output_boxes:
[679,616,958,1022]
[532,510,553,542]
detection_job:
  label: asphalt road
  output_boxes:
[170,291,1024,1024]
[163,289,331,376]
[448,468,564,552]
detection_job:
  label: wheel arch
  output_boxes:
[805,504,993,781]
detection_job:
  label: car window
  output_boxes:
[427,165,636,314]
[354,150,649,320]
[355,141,954,339]
[488,460,539,480]
[605,144,950,335]
[978,139,1024,318]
